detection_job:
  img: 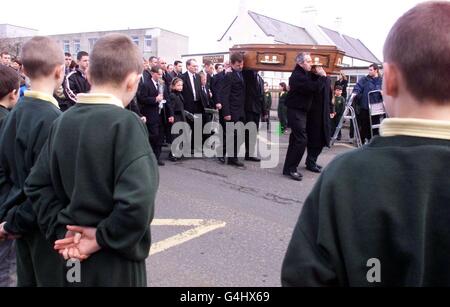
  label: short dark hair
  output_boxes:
[230,52,244,64]
[65,52,72,57]
[12,57,22,66]
[70,60,77,70]
[174,60,182,66]
[0,65,20,100]
[383,1,450,104]
[150,65,162,74]
[149,56,157,62]
[369,63,379,71]
[1,51,9,57]
[186,59,196,68]
[89,34,141,86]
[77,51,89,61]
[21,36,64,79]
[214,63,223,70]
[204,60,213,66]
[334,85,343,91]
[279,82,287,92]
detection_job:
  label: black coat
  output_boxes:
[242,69,265,115]
[127,97,143,117]
[162,72,173,88]
[211,71,226,105]
[285,65,326,112]
[63,68,91,106]
[181,72,204,114]
[199,83,214,109]
[220,70,246,121]
[307,76,333,148]
[169,91,186,122]
[136,71,172,125]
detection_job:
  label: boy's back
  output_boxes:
[0,93,61,233]
[282,1,450,287]
[27,95,158,286]
[282,128,450,286]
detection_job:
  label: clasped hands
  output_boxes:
[54,225,101,262]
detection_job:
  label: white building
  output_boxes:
[182,5,381,95]
[0,24,38,38]
[2,26,188,65]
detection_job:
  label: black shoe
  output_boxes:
[228,159,245,167]
[283,171,303,181]
[158,160,165,166]
[306,164,321,173]
[168,155,178,162]
[316,164,323,170]
[218,157,226,164]
[245,157,261,162]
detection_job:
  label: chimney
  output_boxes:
[334,17,343,33]
[299,5,334,45]
[300,5,318,24]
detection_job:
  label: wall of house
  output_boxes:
[157,30,189,64]
[217,13,274,51]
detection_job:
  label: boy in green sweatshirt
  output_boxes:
[25,33,159,287]
[0,64,21,287]
[0,36,65,286]
[282,1,450,286]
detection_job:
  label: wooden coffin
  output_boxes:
[229,44,345,75]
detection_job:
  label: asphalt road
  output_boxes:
[146,127,353,287]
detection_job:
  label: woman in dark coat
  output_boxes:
[305,66,333,172]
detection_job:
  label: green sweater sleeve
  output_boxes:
[281,175,339,287]
[25,137,67,241]
[95,153,159,261]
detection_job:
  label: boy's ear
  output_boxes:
[9,89,20,103]
[55,64,65,81]
[383,63,399,98]
[125,72,140,92]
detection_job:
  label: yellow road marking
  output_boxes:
[150,219,226,256]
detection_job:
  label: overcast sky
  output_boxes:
[0,0,432,60]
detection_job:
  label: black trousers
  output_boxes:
[218,115,245,161]
[16,232,65,287]
[188,101,204,152]
[283,109,308,174]
[146,120,163,160]
[306,146,323,167]
[245,111,260,158]
[357,109,371,142]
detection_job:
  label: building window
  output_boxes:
[63,40,70,53]
[132,36,139,46]
[88,38,97,51]
[73,39,81,54]
[144,35,152,50]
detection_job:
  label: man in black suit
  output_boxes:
[210,61,229,104]
[219,53,246,167]
[158,57,174,145]
[282,52,327,181]
[203,60,215,89]
[136,65,174,166]
[242,69,265,162]
[181,59,205,154]
[171,60,183,78]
